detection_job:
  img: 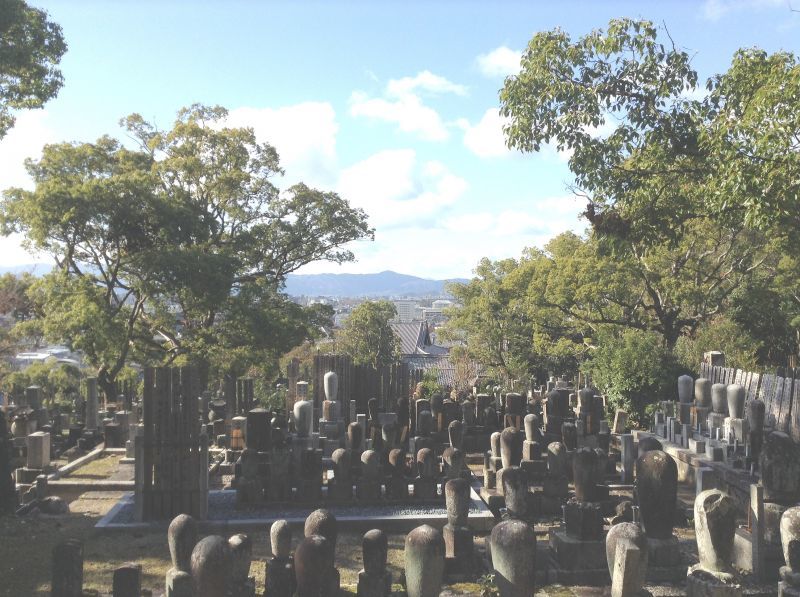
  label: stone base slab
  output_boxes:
[549,528,608,575]
[686,569,742,596]
[780,582,800,597]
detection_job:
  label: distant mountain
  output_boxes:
[0,263,52,276]
[0,264,467,298]
[284,270,468,297]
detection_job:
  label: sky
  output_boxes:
[1,0,799,279]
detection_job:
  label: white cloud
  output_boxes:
[350,70,466,142]
[702,0,784,20]
[386,70,468,97]
[224,102,339,186]
[458,108,511,158]
[337,149,467,228]
[476,46,521,78]
[0,110,56,267]
[350,92,450,141]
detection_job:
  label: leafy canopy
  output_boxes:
[337,300,401,369]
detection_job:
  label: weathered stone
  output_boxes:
[404,525,445,597]
[711,384,728,414]
[293,400,313,438]
[190,536,232,597]
[562,421,578,451]
[294,535,332,597]
[445,478,470,527]
[448,420,464,450]
[612,409,628,434]
[780,506,800,586]
[52,539,83,597]
[245,408,271,452]
[361,450,380,480]
[760,431,800,499]
[500,427,523,469]
[637,436,663,454]
[635,450,677,539]
[491,431,502,459]
[166,569,193,597]
[271,520,292,559]
[692,490,737,582]
[606,522,648,594]
[416,409,433,437]
[573,447,599,503]
[490,519,537,597]
[358,529,391,597]
[547,442,568,478]
[168,514,198,572]
[461,401,476,427]
[524,414,542,444]
[113,562,142,597]
[678,375,693,403]
[228,533,252,587]
[695,378,711,408]
[748,399,765,464]
[727,385,745,419]
[500,466,528,519]
[304,508,338,561]
[443,447,464,480]
[324,371,338,402]
[347,422,363,452]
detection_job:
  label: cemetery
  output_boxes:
[3,2,800,596]
[1,351,799,595]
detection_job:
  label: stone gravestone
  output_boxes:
[490,518,536,597]
[228,534,255,597]
[304,509,340,595]
[635,449,683,580]
[606,522,648,597]
[779,507,800,597]
[52,539,83,597]
[191,536,232,597]
[0,411,17,514]
[686,489,742,596]
[404,525,445,597]
[443,478,473,574]
[357,528,391,597]
[113,563,142,597]
[265,520,295,597]
[294,535,332,597]
[167,514,198,597]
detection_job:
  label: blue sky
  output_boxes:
[2,0,799,278]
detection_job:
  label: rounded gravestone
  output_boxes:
[760,431,800,499]
[490,431,501,458]
[501,465,528,519]
[445,478,470,527]
[578,387,595,411]
[362,528,388,576]
[270,520,292,559]
[573,447,598,502]
[168,514,198,572]
[547,442,568,478]
[417,448,437,478]
[361,450,380,480]
[606,522,648,590]
[304,508,338,561]
[389,448,406,475]
[780,506,800,575]
[346,422,363,452]
[448,420,464,450]
[678,375,693,403]
[637,436,663,454]
[404,524,445,597]
[694,489,737,576]
[561,421,578,451]
[417,410,433,436]
[293,400,313,438]
[190,536,232,597]
[695,378,711,408]
[294,535,331,597]
[490,518,537,597]
[749,399,766,460]
[635,450,678,539]
[500,427,523,469]
[711,384,728,414]
[332,448,352,481]
[323,371,338,402]
[524,414,540,443]
[228,534,252,586]
[727,385,745,419]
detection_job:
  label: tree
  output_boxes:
[1,104,373,394]
[0,0,67,138]
[501,18,800,247]
[337,300,400,369]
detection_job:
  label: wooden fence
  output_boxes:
[135,366,208,521]
[311,354,422,425]
[699,362,800,443]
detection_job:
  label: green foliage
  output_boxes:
[416,368,445,399]
[0,0,67,138]
[584,328,690,427]
[478,573,500,597]
[674,316,761,372]
[1,104,372,392]
[0,359,81,407]
[337,300,400,369]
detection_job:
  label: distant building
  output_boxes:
[392,300,419,323]
[432,299,454,310]
[390,321,448,357]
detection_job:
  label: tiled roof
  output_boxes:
[404,354,484,388]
